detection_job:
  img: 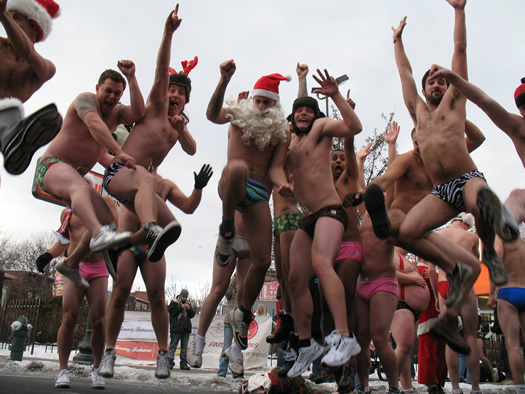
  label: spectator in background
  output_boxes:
[168,289,195,370]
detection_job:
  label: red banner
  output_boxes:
[259,281,279,301]
[114,341,159,361]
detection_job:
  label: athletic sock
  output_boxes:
[299,338,311,348]
[195,334,205,353]
[231,342,242,359]
[239,306,252,324]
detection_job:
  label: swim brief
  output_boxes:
[431,170,485,212]
[36,157,69,200]
[396,300,420,321]
[79,261,109,282]
[335,241,363,264]
[129,244,149,265]
[298,204,348,238]
[498,287,525,311]
[273,212,301,240]
[102,162,135,204]
[356,277,399,303]
[236,178,270,212]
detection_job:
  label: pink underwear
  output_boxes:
[335,241,363,264]
[356,277,399,303]
[79,261,109,282]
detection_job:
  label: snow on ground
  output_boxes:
[0,345,518,393]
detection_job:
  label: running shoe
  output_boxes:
[90,225,132,253]
[215,225,236,267]
[287,338,324,378]
[222,345,244,376]
[99,349,116,377]
[2,103,62,175]
[477,187,519,242]
[155,350,171,379]
[430,314,470,355]
[226,307,250,350]
[146,221,182,262]
[482,250,508,286]
[188,339,203,368]
[276,333,299,378]
[364,184,391,239]
[322,332,361,367]
[55,369,71,388]
[445,263,473,309]
[355,385,371,394]
[491,367,499,383]
[55,257,89,290]
[91,368,105,389]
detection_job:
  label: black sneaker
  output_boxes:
[430,314,470,355]
[482,250,508,286]
[364,184,391,239]
[102,246,124,281]
[477,187,519,242]
[146,221,182,262]
[446,263,473,309]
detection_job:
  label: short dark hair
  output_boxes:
[98,69,126,91]
[169,71,192,103]
[422,69,450,90]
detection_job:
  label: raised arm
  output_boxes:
[464,119,485,153]
[0,2,55,96]
[448,0,468,79]
[313,69,362,138]
[116,60,145,124]
[206,59,236,124]
[296,63,309,98]
[384,121,400,165]
[149,6,182,106]
[431,64,525,144]
[76,94,135,169]
[270,131,294,197]
[392,17,420,123]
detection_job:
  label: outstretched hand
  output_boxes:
[357,142,372,162]
[194,164,213,189]
[36,252,53,274]
[116,151,136,170]
[392,16,407,43]
[296,63,309,79]
[312,69,338,98]
[384,121,400,145]
[220,59,236,82]
[165,4,182,34]
[117,60,136,79]
[168,114,185,132]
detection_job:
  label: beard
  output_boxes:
[225,97,288,151]
[425,90,443,106]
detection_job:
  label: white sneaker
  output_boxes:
[322,333,361,367]
[99,349,116,377]
[188,339,203,368]
[55,369,70,388]
[227,307,250,350]
[90,225,132,253]
[91,368,105,389]
[54,257,89,290]
[222,345,244,376]
[287,338,324,378]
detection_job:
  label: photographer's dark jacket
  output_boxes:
[168,298,195,333]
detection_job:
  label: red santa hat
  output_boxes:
[514,77,525,109]
[252,73,291,102]
[7,0,60,42]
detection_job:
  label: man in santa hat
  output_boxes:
[205,59,293,370]
[0,0,62,175]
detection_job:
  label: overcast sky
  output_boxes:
[1,0,524,295]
